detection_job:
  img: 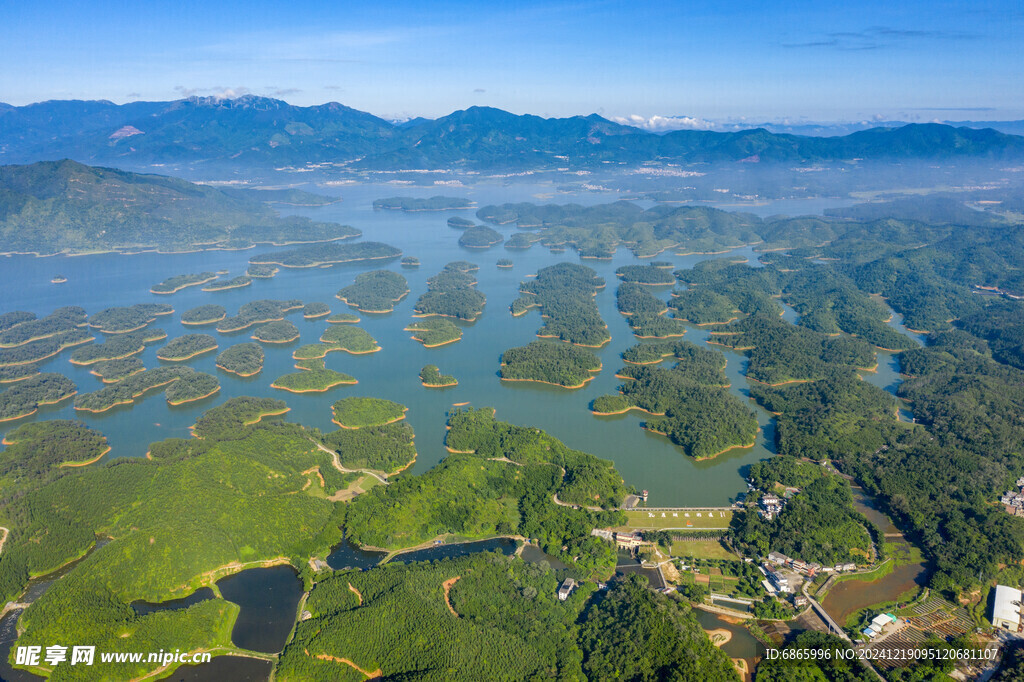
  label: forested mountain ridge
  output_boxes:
[0,159,358,254]
[1,96,1022,169]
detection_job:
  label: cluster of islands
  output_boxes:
[3,155,1024,681]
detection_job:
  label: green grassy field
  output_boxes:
[617,508,732,530]
[670,539,737,561]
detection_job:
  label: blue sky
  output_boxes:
[1,0,1021,124]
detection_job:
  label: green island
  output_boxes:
[513,263,610,347]
[373,195,475,211]
[50,275,67,284]
[292,343,340,361]
[500,341,602,388]
[89,357,145,383]
[251,320,301,344]
[617,282,668,316]
[629,314,688,339]
[412,261,487,321]
[476,201,759,258]
[0,420,110,482]
[593,342,757,459]
[321,420,416,473]
[651,260,673,269]
[496,258,513,268]
[249,240,401,268]
[302,302,331,319]
[447,215,476,228]
[215,342,264,377]
[0,306,87,348]
[0,160,361,254]
[347,407,627,556]
[216,299,303,333]
[400,256,420,267]
[0,328,94,367]
[669,288,741,325]
[69,327,167,365]
[74,366,219,411]
[622,338,698,365]
[202,275,252,292]
[319,325,381,354]
[0,363,40,384]
[420,364,458,387]
[272,364,357,393]
[181,304,227,326]
[156,333,219,361]
[336,270,409,312]
[458,224,504,248]
[504,232,538,249]
[406,318,463,347]
[87,303,173,333]
[245,263,279,278]
[151,272,218,294]
[0,373,78,422]
[326,312,360,324]
[616,264,676,285]
[331,396,407,429]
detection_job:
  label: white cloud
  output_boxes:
[174,85,252,100]
[611,114,717,132]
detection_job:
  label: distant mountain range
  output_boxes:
[2,96,1023,170]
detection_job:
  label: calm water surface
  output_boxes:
[0,185,859,507]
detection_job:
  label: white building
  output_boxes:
[991,585,1023,631]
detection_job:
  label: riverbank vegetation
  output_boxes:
[181,304,227,325]
[420,364,457,387]
[336,270,409,312]
[500,341,601,388]
[331,397,406,429]
[215,343,264,377]
[513,263,610,347]
[406,318,463,347]
[156,333,218,361]
[413,262,487,321]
